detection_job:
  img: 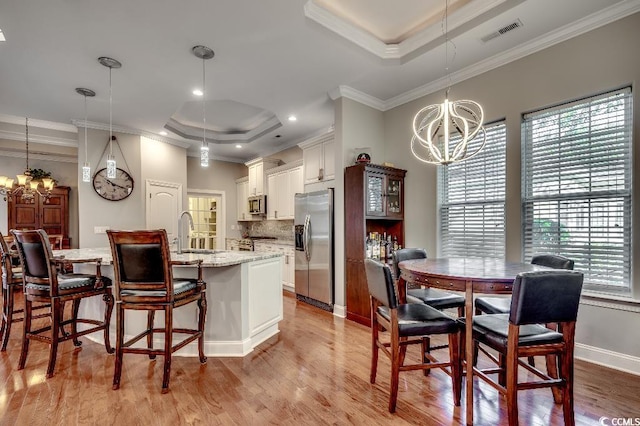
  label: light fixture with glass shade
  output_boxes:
[410,0,486,166]
[76,87,96,183]
[192,45,215,168]
[98,56,121,178]
[0,118,55,202]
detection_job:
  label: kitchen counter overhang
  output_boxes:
[55,248,284,357]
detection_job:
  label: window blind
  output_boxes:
[522,87,632,292]
[439,122,506,258]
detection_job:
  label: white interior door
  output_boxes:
[146,180,182,241]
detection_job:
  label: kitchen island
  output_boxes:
[54,248,283,357]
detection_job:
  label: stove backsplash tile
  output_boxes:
[243,220,294,241]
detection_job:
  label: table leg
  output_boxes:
[397,277,407,304]
[465,280,474,425]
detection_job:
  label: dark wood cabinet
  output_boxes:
[345,164,406,326]
[7,186,70,248]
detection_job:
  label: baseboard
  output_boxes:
[575,343,640,376]
[333,304,346,318]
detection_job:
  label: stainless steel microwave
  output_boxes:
[248,195,266,215]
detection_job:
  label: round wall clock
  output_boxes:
[92,168,134,201]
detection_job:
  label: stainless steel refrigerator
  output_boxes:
[294,189,334,311]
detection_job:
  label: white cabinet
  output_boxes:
[253,241,294,291]
[236,178,252,221]
[266,163,303,220]
[299,132,335,185]
[245,157,280,197]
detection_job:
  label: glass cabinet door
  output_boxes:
[386,177,402,217]
[366,173,384,216]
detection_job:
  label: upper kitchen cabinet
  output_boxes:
[364,166,405,219]
[245,157,280,197]
[299,132,335,185]
[236,177,253,221]
[7,186,71,248]
[266,161,303,220]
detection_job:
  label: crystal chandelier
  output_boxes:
[0,118,55,202]
[98,56,121,178]
[410,0,486,166]
[192,45,215,167]
[76,87,96,183]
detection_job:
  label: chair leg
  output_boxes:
[71,299,82,347]
[561,324,576,425]
[388,328,400,413]
[498,353,507,386]
[422,336,431,376]
[448,332,462,406]
[46,299,62,378]
[197,295,207,364]
[370,300,379,385]
[527,356,536,367]
[103,290,114,354]
[18,299,32,370]
[546,354,562,403]
[147,310,156,360]
[161,306,173,393]
[1,284,15,351]
[113,304,124,390]
[506,328,520,426]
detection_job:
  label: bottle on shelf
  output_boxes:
[365,233,372,259]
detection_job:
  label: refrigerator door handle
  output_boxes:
[303,214,311,262]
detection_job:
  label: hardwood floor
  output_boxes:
[1,291,639,425]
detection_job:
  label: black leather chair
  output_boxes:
[392,248,465,315]
[11,229,113,378]
[464,270,583,426]
[107,229,207,393]
[475,254,574,315]
[365,258,462,413]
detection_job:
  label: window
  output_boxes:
[522,87,632,292]
[439,122,506,258]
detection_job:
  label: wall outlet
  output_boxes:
[94,226,110,234]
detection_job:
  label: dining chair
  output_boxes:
[392,248,465,375]
[464,269,583,426]
[106,229,207,393]
[0,232,50,351]
[365,258,462,413]
[11,229,114,378]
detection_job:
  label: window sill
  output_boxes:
[581,290,640,313]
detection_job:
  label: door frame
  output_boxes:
[145,179,183,235]
[187,188,226,251]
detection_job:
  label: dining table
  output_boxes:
[397,257,551,425]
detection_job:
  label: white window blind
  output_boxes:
[439,122,506,258]
[522,87,632,292]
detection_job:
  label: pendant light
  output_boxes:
[98,56,122,178]
[76,87,96,183]
[410,0,486,166]
[192,45,215,167]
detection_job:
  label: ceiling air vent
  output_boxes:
[481,19,523,43]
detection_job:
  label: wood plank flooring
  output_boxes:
[1,291,639,425]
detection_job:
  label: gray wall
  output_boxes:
[379,12,640,367]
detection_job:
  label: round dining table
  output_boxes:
[397,257,551,425]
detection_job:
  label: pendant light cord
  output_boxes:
[25,117,29,172]
[202,56,206,146]
[109,66,113,155]
[84,95,89,163]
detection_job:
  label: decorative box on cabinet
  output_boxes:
[344,164,406,326]
[299,132,335,185]
[7,186,71,248]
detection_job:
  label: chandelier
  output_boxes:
[0,118,55,202]
[410,0,486,166]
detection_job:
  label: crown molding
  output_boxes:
[298,129,335,149]
[0,129,78,147]
[0,113,77,133]
[0,149,76,164]
[329,86,386,111]
[71,119,191,149]
[384,0,640,110]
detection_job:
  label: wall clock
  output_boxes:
[92,168,134,201]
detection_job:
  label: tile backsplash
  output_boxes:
[243,220,294,241]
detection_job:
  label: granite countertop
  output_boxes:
[54,247,282,268]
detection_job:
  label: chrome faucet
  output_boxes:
[177,210,194,254]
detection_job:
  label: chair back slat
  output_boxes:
[509,270,583,325]
[364,258,397,309]
[391,248,427,279]
[531,254,574,270]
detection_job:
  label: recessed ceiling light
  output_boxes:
[159,131,168,136]
[0,29,5,42]
[193,89,203,96]
[235,144,242,149]
[288,115,297,122]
